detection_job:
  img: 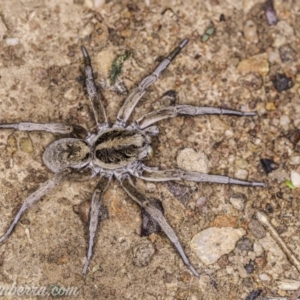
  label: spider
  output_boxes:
[0,38,264,277]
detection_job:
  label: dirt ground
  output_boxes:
[0,0,300,299]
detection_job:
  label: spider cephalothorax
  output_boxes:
[0,38,264,277]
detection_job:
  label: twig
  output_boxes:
[256,212,300,273]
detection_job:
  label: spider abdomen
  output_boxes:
[43,138,91,173]
[93,128,152,169]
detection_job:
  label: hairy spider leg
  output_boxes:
[81,46,108,130]
[135,165,265,187]
[130,105,257,130]
[0,169,72,244]
[117,173,200,278]
[82,175,112,275]
[0,122,88,139]
[114,38,189,128]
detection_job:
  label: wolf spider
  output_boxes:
[0,38,264,277]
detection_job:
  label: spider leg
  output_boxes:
[129,105,256,129]
[81,46,108,130]
[117,174,200,278]
[0,168,72,244]
[134,165,265,187]
[82,174,112,275]
[0,122,87,139]
[114,38,189,128]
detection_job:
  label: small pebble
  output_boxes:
[259,273,271,281]
[238,72,263,90]
[234,168,248,180]
[243,20,258,43]
[244,261,255,274]
[273,73,293,92]
[277,279,300,291]
[263,0,278,26]
[177,148,209,173]
[286,129,300,145]
[253,241,264,256]
[229,193,246,211]
[190,227,245,264]
[291,170,300,188]
[237,53,269,77]
[245,289,262,300]
[280,115,291,127]
[290,156,300,165]
[279,44,295,63]
[248,220,266,239]
[260,158,279,174]
[265,102,276,110]
[19,137,34,153]
[236,238,253,251]
[132,241,155,267]
[5,37,19,46]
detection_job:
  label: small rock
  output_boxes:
[279,44,296,63]
[164,182,192,206]
[175,288,188,300]
[190,227,246,265]
[263,0,278,26]
[211,215,238,228]
[280,115,291,127]
[19,137,34,153]
[217,254,229,268]
[245,289,263,300]
[291,170,300,188]
[277,279,300,291]
[237,53,269,77]
[243,20,258,43]
[253,241,264,256]
[229,193,247,211]
[272,73,293,92]
[177,148,209,173]
[132,240,155,267]
[260,158,279,174]
[235,158,248,169]
[6,134,17,157]
[238,72,263,90]
[265,203,274,214]
[146,183,156,193]
[95,49,115,76]
[255,255,267,268]
[286,129,300,145]
[259,273,271,281]
[5,38,19,46]
[236,238,253,251]
[248,220,266,239]
[244,261,255,274]
[234,168,248,180]
[265,102,276,110]
[290,156,300,165]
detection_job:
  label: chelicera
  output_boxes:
[0,38,264,277]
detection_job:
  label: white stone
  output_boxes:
[230,195,245,211]
[259,273,271,281]
[243,20,259,43]
[5,38,19,46]
[280,115,291,127]
[177,148,209,173]
[190,227,246,265]
[291,170,300,188]
[290,156,300,165]
[277,279,300,291]
[234,168,248,180]
[253,241,264,256]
